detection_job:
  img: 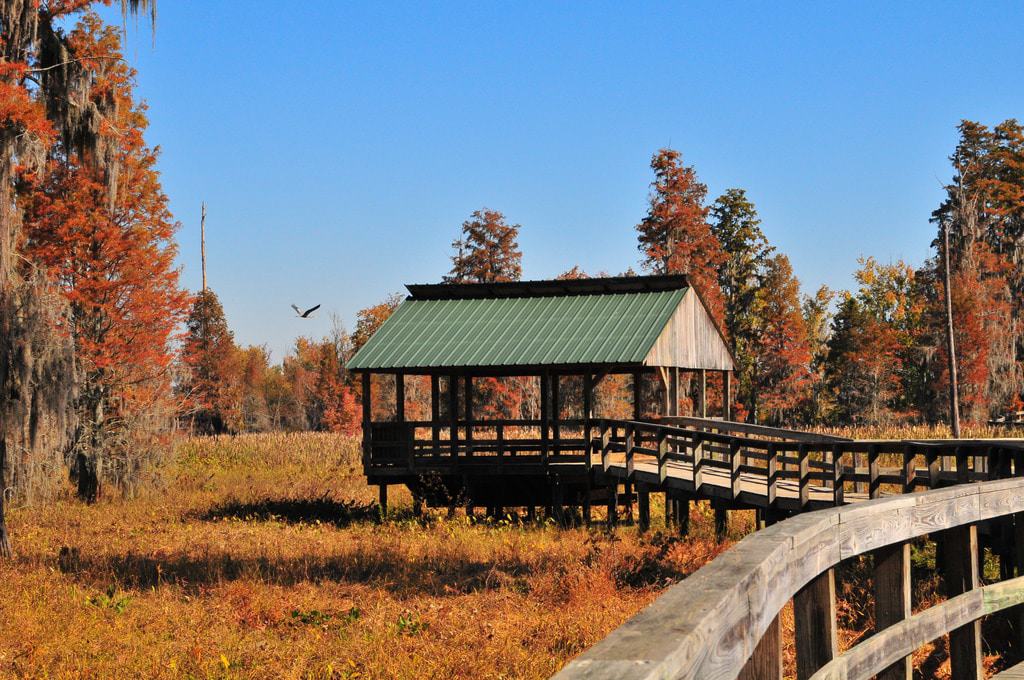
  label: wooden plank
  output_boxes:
[942,523,982,680]
[793,569,837,680]
[873,541,912,680]
[739,613,782,680]
[798,444,810,508]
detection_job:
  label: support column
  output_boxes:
[632,369,643,421]
[671,367,680,417]
[395,372,405,422]
[793,569,838,680]
[378,484,388,519]
[540,372,550,462]
[698,369,707,418]
[361,373,372,464]
[583,373,594,526]
[724,371,732,420]
[714,500,728,542]
[677,497,690,536]
[552,374,561,457]
[638,484,650,533]
[464,375,474,457]
[874,542,912,680]
[430,375,440,454]
[448,374,459,458]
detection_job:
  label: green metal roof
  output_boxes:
[346,288,687,370]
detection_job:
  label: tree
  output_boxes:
[445,209,522,283]
[2,0,155,553]
[21,14,188,501]
[928,120,1022,423]
[748,255,812,424]
[636,148,726,324]
[710,188,774,419]
[801,285,835,423]
[182,290,238,434]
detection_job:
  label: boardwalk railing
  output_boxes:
[589,418,1022,510]
[555,472,1024,680]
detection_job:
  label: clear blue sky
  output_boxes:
[102,1,1024,360]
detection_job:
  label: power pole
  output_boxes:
[942,218,961,439]
[200,202,207,292]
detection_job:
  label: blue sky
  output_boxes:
[101,1,1024,360]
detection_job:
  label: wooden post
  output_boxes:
[552,475,565,527]
[698,369,707,417]
[361,372,372,464]
[448,374,458,458]
[552,374,560,456]
[638,484,650,533]
[671,366,680,416]
[430,375,440,455]
[714,501,728,542]
[766,442,778,507]
[378,484,388,519]
[793,569,837,680]
[868,444,880,499]
[740,613,782,680]
[678,497,690,536]
[540,372,550,462]
[798,444,810,509]
[632,369,643,421]
[874,541,912,680]
[723,371,732,420]
[607,482,618,528]
[832,443,845,506]
[941,523,982,679]
[395,372,405,422]
[583,373,594,526]
[664,491,674,529]
[464,376,473,457]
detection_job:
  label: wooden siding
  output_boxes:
[644,288,734,371]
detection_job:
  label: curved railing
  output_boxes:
[554,470,1024,680]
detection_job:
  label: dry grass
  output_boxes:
[0,433,732,679]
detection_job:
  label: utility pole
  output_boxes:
[200,202,207,292]
[942,218,961,439]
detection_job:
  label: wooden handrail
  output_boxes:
[553,475,1024,680]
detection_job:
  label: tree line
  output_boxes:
[187,127,1024,436]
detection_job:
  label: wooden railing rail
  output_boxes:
[554,474,1024,680]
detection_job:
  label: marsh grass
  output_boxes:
[0,433,730,679]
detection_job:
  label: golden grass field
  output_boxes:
[0,433,738,679]
[2,425,1022,679]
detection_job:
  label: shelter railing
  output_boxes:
[366,418,589,471]
[554,470,1024,680]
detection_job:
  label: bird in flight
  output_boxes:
[291,303,321,318]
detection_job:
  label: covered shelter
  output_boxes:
[346,274,735,514]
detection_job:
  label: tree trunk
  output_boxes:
[942,220,961,439]
[0,438,11,559]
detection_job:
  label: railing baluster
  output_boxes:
[625,424,635,480]
[868,443,880,499]
[739,613,782,680]
[766,442,778,508]
[692,432,704,493]
[832,443,844,505]
[942,522,982,679]
[874,541,912,680]
[793,569,837,680]
[798,443,809,509]
[730,440,742,501]
[657,429,668,485]
[902,444,915,493]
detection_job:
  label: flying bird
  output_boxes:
[291,303,321,318]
